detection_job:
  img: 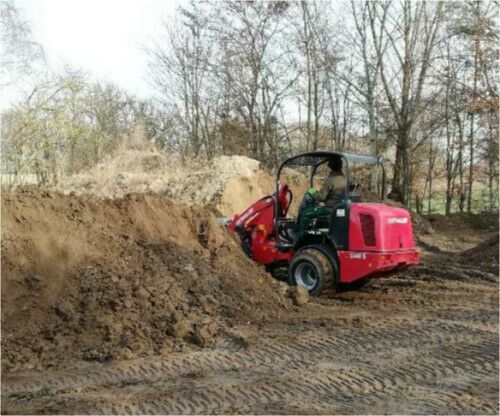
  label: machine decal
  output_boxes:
[235,207,255,227]
[349,252,367,259]
[387,217,408,224]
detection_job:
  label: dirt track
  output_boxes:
[1,190,499,414]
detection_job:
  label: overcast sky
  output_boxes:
[15,0,179,98]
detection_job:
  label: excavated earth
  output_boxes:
[1,188,499,414]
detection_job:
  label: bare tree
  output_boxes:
[1,0,44,87]
[294,1,327,151]
[148,3,216,156]
[368,1,445,204]
[348,1,383,189]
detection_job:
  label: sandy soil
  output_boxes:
[1,170,498,414]
[55,149,295,217]
[54,148,316,218]
[1,190,290,374]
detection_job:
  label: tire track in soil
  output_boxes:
[3,273,497,414]
[2,319,492,397]
[83,336,498,415]
[336,282,497,309]
[3,320,497,415]
[299,375,499,415]
[272,377,498,415]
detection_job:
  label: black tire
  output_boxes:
[288,246,337,296]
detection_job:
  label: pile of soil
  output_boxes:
[427,212,499,232]
[56,147,315,218]
[416,213,498,252]
[461,233,499,274]
[1,190,290,373]
[411,213,435,237]
[56,149,284,217]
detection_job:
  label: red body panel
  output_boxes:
[229,184,290,235]
[228,185,419,284]
[348,203,416,252]
[337,250,419,283]
[338,202,419,282]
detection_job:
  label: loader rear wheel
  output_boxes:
[288,247,336,296]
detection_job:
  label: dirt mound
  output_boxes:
[57,148,314,219]
[57,149,284,217]
[427,213,499,232]
[56,147,446,236]
[1,190,290,373]
[461,233,499,274]
[416,213,498,252]
[411,213,435,236]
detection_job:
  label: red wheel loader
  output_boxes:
[227,151,419,296]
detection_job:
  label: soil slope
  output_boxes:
[1,190,289,373]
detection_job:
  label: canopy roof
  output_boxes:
[279,151,379,173]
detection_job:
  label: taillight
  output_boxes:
[360,214,376,246]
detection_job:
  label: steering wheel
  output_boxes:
[349,182,363,198]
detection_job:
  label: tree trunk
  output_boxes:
[302,3,312,152]
[402,140,411,206]
[467,111,474,214]
[427,142,434,215]
[390,126,410,205]
[445,118,453,216]
[390,138,404,202]
[458,140,465,213]
[368,104,378,191]
[467,23,480,214]
[313,78,319,150]
[487,115,496,213]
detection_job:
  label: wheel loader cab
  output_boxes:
[275,151,383,248]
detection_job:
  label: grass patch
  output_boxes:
[417,186,498,215]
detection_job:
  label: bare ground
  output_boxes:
[1,191,498,414]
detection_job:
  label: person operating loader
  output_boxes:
[309,157,347,205]
[295,156,347,235]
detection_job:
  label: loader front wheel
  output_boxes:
[288,247,335,296]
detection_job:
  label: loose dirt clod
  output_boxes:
[290,286,309,306]
[1,190,290,373]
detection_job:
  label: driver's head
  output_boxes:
[327,157,343,173]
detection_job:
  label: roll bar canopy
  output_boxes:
[278,151,379,174]
[277,150,384,190]
[274,151,386,246]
